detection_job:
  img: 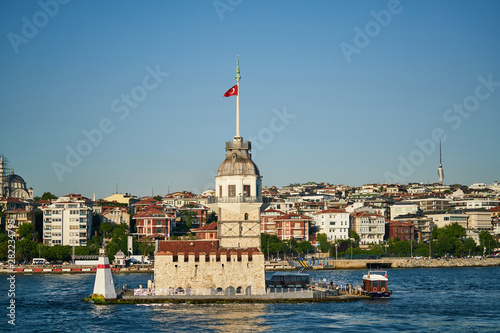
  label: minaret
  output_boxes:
[437,139,444,185]
[92,245,117,299]
[209,56,263,250]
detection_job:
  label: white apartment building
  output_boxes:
[453,199,500,211]
[390,202,419,220]
[268,199,295,214]
[100,206,130,227]
[313,209,350,241]
[352,211,386,245]
[410,198,451,212]
[407,185,430,194]
[42,194,93,246]
[464,210,492,231]
[426,212,468,229]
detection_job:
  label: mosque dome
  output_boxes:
[6,174,26,187]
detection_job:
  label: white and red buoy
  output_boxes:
[92,246,117,299]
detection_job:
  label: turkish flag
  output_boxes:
[224,85,238,97]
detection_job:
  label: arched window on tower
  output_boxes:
[244,213,248,221]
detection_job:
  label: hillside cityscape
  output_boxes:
[2,151,499,263]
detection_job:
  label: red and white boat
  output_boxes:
[361,271,392,299]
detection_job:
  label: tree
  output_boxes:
[431,223,467,255]
[138,241,155,257]
[297,241,313,255]
[180,210,197,229]
[18,222,34,239]
[16,238,38,262]
[316,233,330,253]
[349,230,360,241]
[463,237,477,256]
[336,239,350,253]
[261,234,282,258]
[33,192,58,202]
[435,234,454,255]
[100,222,114,237]
[415,243,429,256]
[442,223,466,239]
[287,239,298,255]
[478,231,497,254]
[206,211,217,224]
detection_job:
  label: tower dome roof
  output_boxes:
[217,140,260,177]
[217,155,260,177]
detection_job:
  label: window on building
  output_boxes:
[244,213,248,221]
[228,185,236,197]
[219,186,222,197]
[243,185,250,197]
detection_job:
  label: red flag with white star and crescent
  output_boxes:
[224,85,238,97]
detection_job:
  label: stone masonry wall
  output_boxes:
[154,253,266,295]
[219,206,261,249]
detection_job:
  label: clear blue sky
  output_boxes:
[1,0,499,199]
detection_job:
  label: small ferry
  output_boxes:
[361,270,392,299]
[265,270,310,289]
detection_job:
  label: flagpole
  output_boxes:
[235,55,241,139]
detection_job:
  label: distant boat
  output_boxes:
[361,271,392,299]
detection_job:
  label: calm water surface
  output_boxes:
[1,267,499,332]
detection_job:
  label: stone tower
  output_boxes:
[214,138,263,249]
[209,56,263,250]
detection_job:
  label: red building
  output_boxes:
[179,203,209,228]
[133,204,174,239]
[192,222,218,240]
[131,197,159,213]
[387,220,415,241]
[272,213,311,241]
[260,208,285,236]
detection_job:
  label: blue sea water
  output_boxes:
[1,267,499,332]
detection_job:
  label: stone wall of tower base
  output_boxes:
[154,253,266,295]
[219,237,260,249]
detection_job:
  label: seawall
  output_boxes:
[0,265,153,274]
[265,258,500,270]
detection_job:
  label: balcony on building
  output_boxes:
[207,196,263,204]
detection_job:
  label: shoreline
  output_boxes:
[265,257,500,270]
[2,258,499,274]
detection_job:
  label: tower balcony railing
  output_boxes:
[226,141,250,150]
[207,196,262,204]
